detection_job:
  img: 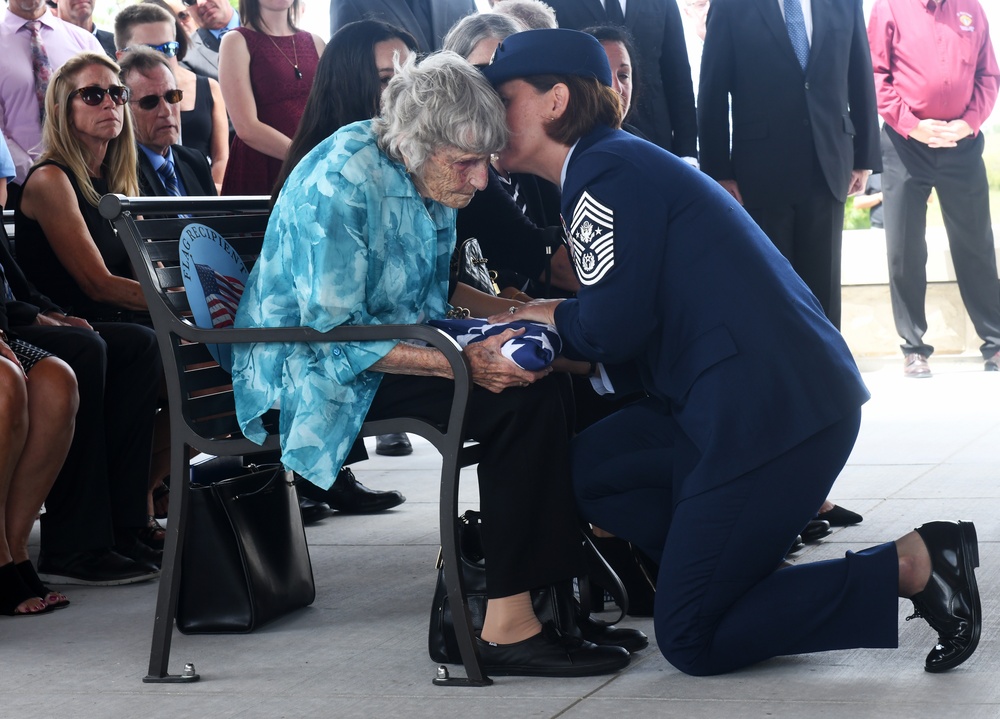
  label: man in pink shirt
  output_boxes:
[0,0,101,190]
[869,0,1000,377]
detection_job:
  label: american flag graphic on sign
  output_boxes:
[195,263,244,329]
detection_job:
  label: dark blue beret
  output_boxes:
[481,28,613,88]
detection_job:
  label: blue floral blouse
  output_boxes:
[232,121,455,488]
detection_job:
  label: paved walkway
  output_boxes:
[4,357,998,718]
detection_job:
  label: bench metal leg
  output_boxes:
[143,443,200,684]
[433,447,491,687]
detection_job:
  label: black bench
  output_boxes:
[99,193,491,686]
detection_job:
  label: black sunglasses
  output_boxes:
[70,85,130,106]
[177,10,191,21]
[130,89,184,111]
[126,41,181,59]
[181,0,196,6]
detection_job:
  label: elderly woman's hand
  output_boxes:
[488,298,565,326]
[464,327,553,393]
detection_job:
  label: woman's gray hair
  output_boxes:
[374,51,509,175]
[441,12,526,59]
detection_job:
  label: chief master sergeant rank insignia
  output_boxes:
[569,190,615,285]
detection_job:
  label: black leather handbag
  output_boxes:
[176,462,315,634]
[427,510,627,664]
[451,237,500,296]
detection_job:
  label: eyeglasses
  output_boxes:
[69,85,131,106]
[130,89,184,111]
[125,41,181,58]
[181,0,197,6]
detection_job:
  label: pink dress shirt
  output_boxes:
[867,0,999,137]
[0,9,101,183]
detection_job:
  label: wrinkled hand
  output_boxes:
[847,169,871,197]
[35,312,93,330]
[463,327,552,393]
[719,179,743,205]
[488,298,563,326]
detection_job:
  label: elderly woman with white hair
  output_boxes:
[231,51,631,678]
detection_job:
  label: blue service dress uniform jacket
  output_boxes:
[554,126,900,675]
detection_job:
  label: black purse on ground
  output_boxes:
[176,461,316,634]
[427,510,628,664]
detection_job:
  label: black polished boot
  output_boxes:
[298,467,405,514]
[907,520,981,672]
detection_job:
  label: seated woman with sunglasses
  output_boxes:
[115,2,229,193]
[13,51,165,585]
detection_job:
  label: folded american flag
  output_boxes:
[426,318,562,370]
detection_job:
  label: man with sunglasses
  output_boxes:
[0,0,102,195]
[119,48,215,198]
[56,0,116,59]
[179,0,238,80]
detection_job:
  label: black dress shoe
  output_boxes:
[375,432,413,456]
[907,520,981,673]
[786,535,805,555]
[476,622,630,677]
[37,548,159,586]
[577,615,649,652]
[800,519,832,544]
[299,467,405,514]
[816,504,863,526]
[298,494,332,525]
[115,529,163,571]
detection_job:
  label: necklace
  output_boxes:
[266,32,302,80]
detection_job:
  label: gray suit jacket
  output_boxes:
[182,29,222,80]
[329,0,475,52]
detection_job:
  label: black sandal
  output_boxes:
[0,562,52,616]
[15,560,69,609]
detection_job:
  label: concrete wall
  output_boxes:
[841,227,1000,357]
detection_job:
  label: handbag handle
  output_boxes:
[578,529,629,626]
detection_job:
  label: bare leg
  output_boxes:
[481,592,543,644]
[6,357,78,562]
[0,356,44,614]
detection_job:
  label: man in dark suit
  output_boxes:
[120,48,216,197]
[546,0,698,158]
[698,0,880,329]
[55,0,116,58]
[330,0,476,52]
[180,0,239,79]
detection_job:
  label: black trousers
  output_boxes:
[746,166,846,329]
[365,373,586,599]
[881,125,1000,358]
[16,323,161,553]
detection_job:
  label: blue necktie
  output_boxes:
[157,159,181,196]
[784,0,810,71]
